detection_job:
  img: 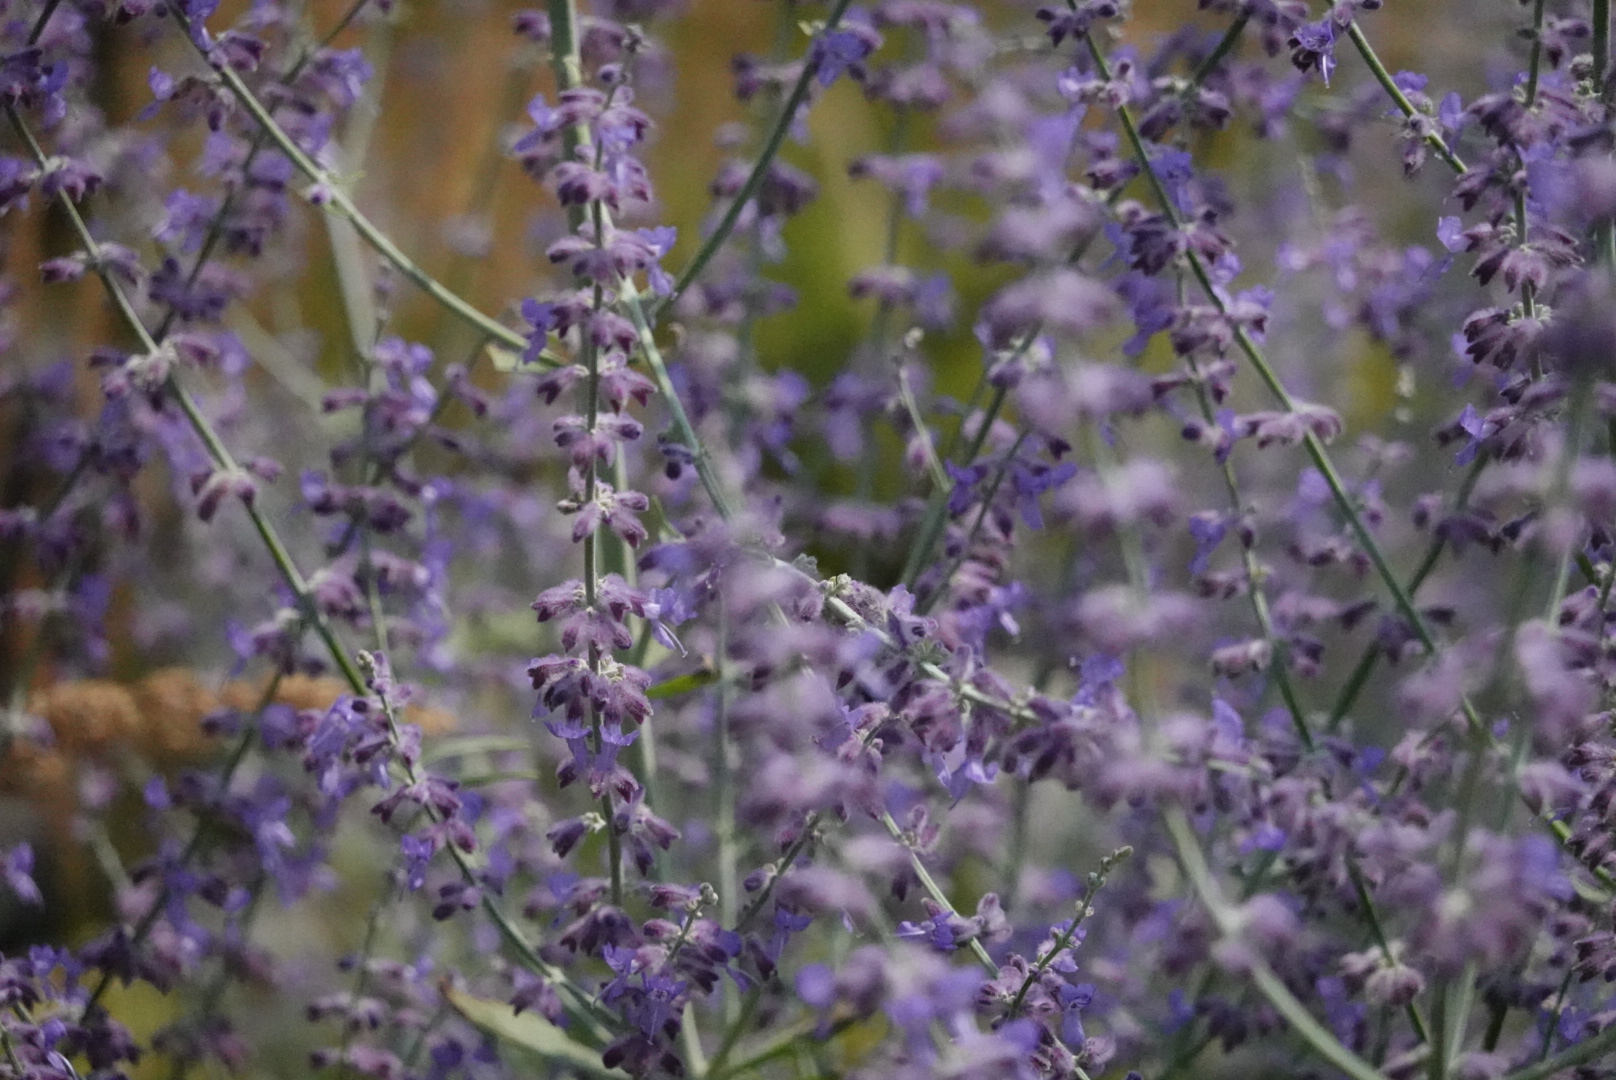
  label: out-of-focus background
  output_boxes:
[0,1,1530,1070]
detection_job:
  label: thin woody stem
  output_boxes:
[171,8,556,364]
[1341,21,1465,175]
[8,95,609,1039]
[1081,21,1616,889]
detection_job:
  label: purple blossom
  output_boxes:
[2,844,42,906]
[5,3,1613,1079]
[812,24,882,87]
[1289,20,1338,85]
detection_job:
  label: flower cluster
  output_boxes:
[9,0,1616,1078]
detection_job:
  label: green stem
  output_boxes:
[896,364,953,492]
[899,5,1244,607]
[1508,1014,1616,1080]
[1186,11,1249,89]
[681,1004,710,1079]
[328,882,398,1078]
[1326,457,1485,731]
[1179,316,1429,1041]
[1545,390,1591,622]
[1481,993,1507,1053]
[172,11,550,362]
[155,0,374,347]
[821,591,1045,723]
[363,657,616,1042]
[707,1015,859,1080]
[623,286,734,518]
[878,810,997,975]
[713,604,740,1023]
[1523,0,1549,110]
[1156,1031,1216,1080]
[1597,0,1611,93]
[1165,810,1388,1080]
[12,97,608,1038]
[84,674,284,1012]
[1425,974,1450,1080]
[899,383,1008,590]
[658,0,858,312]
[915,433,1025,617]
[1,1023,27,1076]
[1533,969,1575,1063]
[1097,27,1443,695]
[1513,3,1547,339]
[703,983,765,1079]
[541,0,639,911]
[733,817,822,932]
[728,727,885,932]
[1341,22,1465,175]
[400,1004,453,1073]
[27,0,62,43]
[1179,329,1315,751]
[1004,847,1130,1018]
[1347,861,1429,1044]
[7,104,368,694]
[1085,31,1616,890]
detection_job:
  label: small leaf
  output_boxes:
[485,342,525,372]
[454,770,545,788]
[646,667,718,699]
[444,986,628,1080]
[711,1011,878,1080]
[422,735,535,765]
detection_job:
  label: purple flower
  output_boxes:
[1289,20,1337,85]
[812,25,882,87]
[1009,458,1076,530]
[3,844,42,906]
[399,834,436,891]
[642,586,694,654]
